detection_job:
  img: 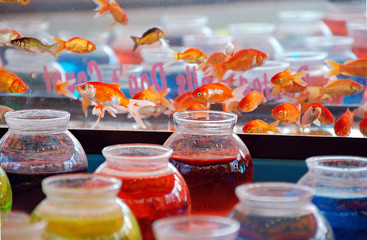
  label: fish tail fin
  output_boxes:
[53,37,66,54]
[260,87,267,103]
[48,42,61,58]
[212,63,226,82]
[272,85,282,97]
[56,79,77,99]
[127,99,155,129]
[326,60,342,77]
[159,88,171,107]
[196,62,208,72]
[269,120,280,133]
[293,71,308,87]
[108,22,117,28]
[231,83,249,102]
[81,97,91,118]
[93,0,110,17]
[130,36,140,51]
[164,100,176,115]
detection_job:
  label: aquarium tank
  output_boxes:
[0,0,366,158]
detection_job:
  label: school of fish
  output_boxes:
[1,1,367,137]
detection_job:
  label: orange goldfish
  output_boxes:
[359,117,367,137]
[130,27,165,51]
[76,82,154,129]
[211,48,268,81]
[272,81,308,97]
[242,120,280,134]
[327,59,367,78]
[173,48,208,65]
[302,102,335,126]
[132,86,170,118]
[192,82,248,104]
[54,37,96,54]
[318,79,364,97]
[272,103,301,125]
[165,91,209,114]
[0,28,22,47]
[334,108,355,136]
[271,67,307,87]
[94,0,128,27]
[222,101,240,114]
[197,52,228,72]
[55,79,77,99]
[301,105,322,127]
[0,67,28,93]
[238,89,266,112]
[0,0,29,5]
[11,37,60,58]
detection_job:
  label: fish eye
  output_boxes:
[343,127,347,131]
[197,92,202,97]
[81,86,86,90]
[21,85,25,89]
[278,110,283,115]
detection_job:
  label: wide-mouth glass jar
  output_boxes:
[31,173,142,240]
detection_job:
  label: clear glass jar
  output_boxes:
[163,110,254,216]
[229,182,334,240]
[1,211,46,240]
[347,21,367,58]
[31,174,142,240]
[0,109,88,213]
[95,144,191,240]
[298,156,367,239]
[229,23,284,60]
[275,11,332,51]
[183,34,228,55]
[153,215,240,240]
[0,165,12,213]
[162,15,212,47]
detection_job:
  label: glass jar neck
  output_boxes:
[174,110,237,134]
[5,109,70,133]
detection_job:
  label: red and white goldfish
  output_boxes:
[238,89,266,112]
[359,117,367,137]
[197,52,228,72]
[132,86,170,118]
[272,103,301,125]
[211,48,268,81]
[301,105,322,127]
[301,102,335,126]
[271,67,307,87]
[0,67,28,93]
[130,27,164,51]
[0,0,29,5]
[173,48,208,65]
[11,37,60,58]
[192,82,248,104]
[54,37,96,54]
[165,91,209,115]
[327,59,367,78]
[76,82,154,129]
[242,120,280,134]
[334,108,355,136]
[94,0,128,27]
[0,28,22,47]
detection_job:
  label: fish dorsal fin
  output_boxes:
[103,83,122,90]
[142,27,160,38]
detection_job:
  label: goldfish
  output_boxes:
[359,117,367,137]
[272,103,301,125]
[225,40,235,56]
[130,27,164,51]
[327,59,367,78]
[272,81,308,97]
[222,101,240,114]
[55,79,77,99]
[197,52,228,72]
[0,0,29,5]
[211,48,268,81]
[334,108,355,136]
[242,120,280,134]
[271,67,307,87]
[0,67,28,93]
[173,48,208,65]
[76,82,155,129]
[238,89,266,112]
[0,105,13,124]
[192,82,248,104]
[302,102,335,126]
[54,37,96,54]
[10,37,60,58]
[132,86,170,118]
[0,28,22,47]
[301,105,322,127]
[94,0,128,27]
[164,91,209,115]
[318,79,364,97]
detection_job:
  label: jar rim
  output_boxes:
[278,10,324,21]
[229,23,275,34]
[5,109,70,123]
[42,173,121,195]
[235,182,315,204]
[306,155,367,172]
[281,51,328,62]
[304,36,354,48]
[152,215,240,238]
[173,110,238,125]
[102,143,173,165]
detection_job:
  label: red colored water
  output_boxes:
[323,18,348,36]
[7,168,88,214]
[113,48,143,64]
[170,151,254,216]
[97,169,190,240]
[352,46,367,58]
